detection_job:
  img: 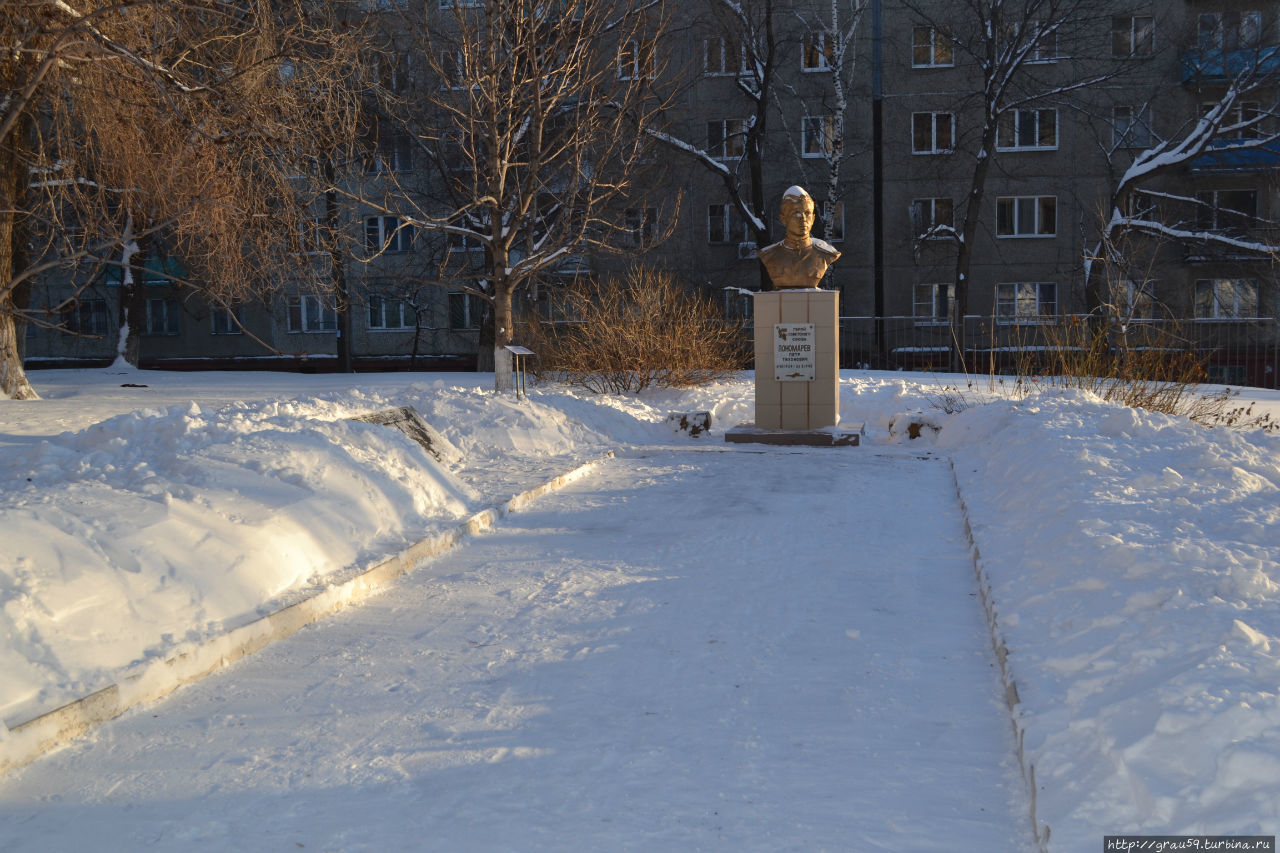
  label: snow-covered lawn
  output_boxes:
[1,367,1278,850]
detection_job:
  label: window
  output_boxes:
[624,207,656,247]
[707,204,749,244]
[1027,21,1058,63]
[1112,15,1154,57]
[367,132,413,174]
[803,30,835,71]
[1199,12,1263,50]
[802,115,838,158]
[144,298,180,336]
[64,298,109,335]
[211,303,245,335]
[911,197,954,237]
[1195,189,1258,235]
[1204,101,1261,140]
[296,216,326,254]
[1195,279,1258,319]
[448,229,483,253]
[368,295,411,330]
[364,216,414,254]
[439,0,481,8]
[618,39,654,80]
[379,52,412,94]
[704,35,744,76]
[707,119,745,159]
[1112,105,1154,149]
[287,294,337,333]
[997,108,1057,150]
[1110,279,1156,320]
[912,26,953,67]
[914,283,954,324]
[996,282,1057,322]
[448,291,481,329]
[996,196,1056,237]
[817,200,844,242]
[912,112,954,154]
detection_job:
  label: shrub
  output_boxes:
[532,267,748,394]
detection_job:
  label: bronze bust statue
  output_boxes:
[758,186,841,289]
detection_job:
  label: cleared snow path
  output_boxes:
[0,447,1027,852]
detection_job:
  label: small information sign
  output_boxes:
[773,323,816,381]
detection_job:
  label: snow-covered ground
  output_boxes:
[1,367,1279,850]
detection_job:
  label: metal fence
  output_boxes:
[834,315,1280,389]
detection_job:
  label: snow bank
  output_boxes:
[938,389,1280,847]
[4,367,1280,848]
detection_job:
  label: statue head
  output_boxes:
[778,186,815,244]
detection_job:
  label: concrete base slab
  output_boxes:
[724,422,865,447]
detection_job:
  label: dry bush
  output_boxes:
[928,316,1276,433]
[534,267,748,394]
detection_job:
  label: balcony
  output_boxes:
[1190,137,1280,173]
[1180,45,1280,84]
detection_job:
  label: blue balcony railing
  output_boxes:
[1190,137,1280,172]
[1181,45,1280,83]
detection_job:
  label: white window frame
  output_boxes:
[996,195,1057,238]
[707,118,746,159]
[995,282,1058,323]
[818,199,845,242]
[287,294,338,333]
[624,207,657,247]
[996,108,1057,151]
[912,26,953,68]
[913,283,954,325]
[368,294,411,331]
[912,112,954,154]
[1195,188,1258,234]
[1204,101,1262,140]
[1027,21,1058,63]
[296,216,326,255]
[803,30,835,72]
[365,215,414,254]
[703,35,744,76]
[65,298,110,335]
[368,132,413,175]
[448,291,481,330]
[1195,278,1258,320]
[707,204,749,244]
[210,303,245,335]
[1112,15,1155,57]
[1112,105,1154,149]
[1110,279,1157,321]
[802,115,838,158]
[144,297,180,336]
[911,197,954,238]
[617,39,654,81]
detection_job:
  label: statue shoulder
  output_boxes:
[757,240,787,261]
[811,238,840,259]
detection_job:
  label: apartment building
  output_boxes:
[22,0,1280,385]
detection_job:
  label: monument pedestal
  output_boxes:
[726,289,862,447]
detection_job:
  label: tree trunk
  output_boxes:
[0,120,37,400]
[492,275,514,393]
[951,130,996,373]
[0,306,36,400]
[119,238,148,367]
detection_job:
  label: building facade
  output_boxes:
[23,0,1280,385]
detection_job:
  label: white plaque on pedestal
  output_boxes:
[773,323,815,381]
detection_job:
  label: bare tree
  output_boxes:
[1085,18,1280,325]
[782,0,867,244]
[899,0,1122,369]
[360,0,678,391]
[646,0,780,288]
[0,0,363,399]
